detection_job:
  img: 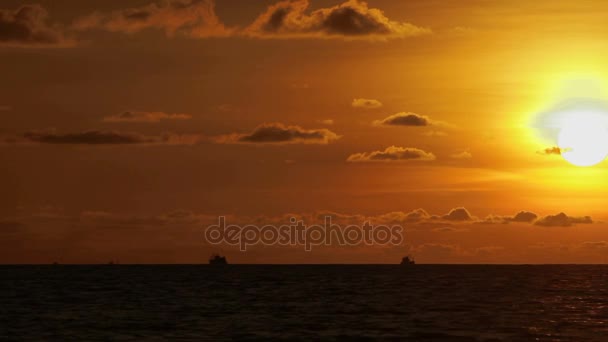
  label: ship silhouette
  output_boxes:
[400,255,416,265]
[209,254,228,265]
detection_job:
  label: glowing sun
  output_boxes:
[558,116,608,167]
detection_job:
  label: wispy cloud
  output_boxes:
[19,130,203,146]
[103,111,192,123]
[317,119,334,125]
[352,98,383,109]
[450,150,472,159]
[0,5,74,47]
[74,0,232,38]
[215,123,341,145]
[347,146,436,162]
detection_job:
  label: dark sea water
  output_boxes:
[2,265,608,341]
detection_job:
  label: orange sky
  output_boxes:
[2,0,608,263]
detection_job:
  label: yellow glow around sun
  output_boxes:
[531,76,608,167]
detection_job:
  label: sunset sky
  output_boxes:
[3,0,608,263]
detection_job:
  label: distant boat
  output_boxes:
[209,254,228,265]
[400,255,416,265]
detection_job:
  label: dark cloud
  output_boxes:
[0,5,72,47]
[347,146,436,162]
[72,0,429,42]
[244,0,430,40]
[442,207,473,221]
[21,130,202,146]
[534,212,593,227]
[511,211,538,223]
[74,0,232,38]
[373,112,432,127]
[215,123,340,145]
[479,211,539,224]
[539,147,564,155]
[103,111,192,123]
[352,98,382,109]
[24,130,151,145]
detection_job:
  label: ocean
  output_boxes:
[2,265,608,341]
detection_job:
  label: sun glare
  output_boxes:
[557,111,608,166]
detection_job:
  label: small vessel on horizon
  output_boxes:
[209,254,228,265]
[400,255,416,265]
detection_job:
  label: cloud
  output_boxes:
[373,112,433,127]
[23,130,151,145]
[534,212,593,227]
[347,145,436,162]
[317,119,334,125]
[0,5,73,47]
[74,0,232,38]
[374,113,453,128]
[477,214,506,224]
[21,130,202,146]
[71,0,430,42]
[215,123,341,145]
[375,209,430,224]
[450,150,472,159]
[511,211,539,223]
[244,0,430,40]
[303,207,549,227]
[352,98,382,109]
[478,211,538,224]
[539,146,565,155]
[103,111,192,123]
[442,207,473,221]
